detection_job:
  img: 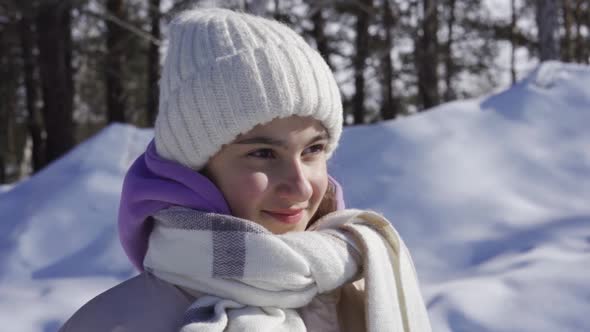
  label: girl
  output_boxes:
[60,8,431,332]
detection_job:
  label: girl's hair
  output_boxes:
[307,180,338,228]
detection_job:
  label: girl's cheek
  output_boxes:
[306,164,329,204]
[233,171,269,199]
[312,173,329,198]
[306,160,328,183]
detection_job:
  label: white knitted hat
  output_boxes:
[154,8,343,170]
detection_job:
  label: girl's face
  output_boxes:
[204,116,329,234]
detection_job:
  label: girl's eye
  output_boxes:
[303,144,326,155]
[248,148,276,159]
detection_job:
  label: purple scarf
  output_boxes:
[118,140,345,271]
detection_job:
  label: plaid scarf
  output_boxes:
[144,207,432,332]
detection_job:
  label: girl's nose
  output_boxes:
[275,159,313,203]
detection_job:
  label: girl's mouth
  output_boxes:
[263,209,304,224]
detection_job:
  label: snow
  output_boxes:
[0,184,13,194]
[1,62,589,332]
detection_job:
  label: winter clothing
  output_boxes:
[58,272,366,332]
[59,273,193,332]
[144,207,432,332]
[118,140,345,271]
[155,8,343,170]
[60,205,432,332]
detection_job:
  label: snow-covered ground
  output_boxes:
[0,184,13,194]
[1,61,589,332]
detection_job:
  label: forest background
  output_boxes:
[0,0,587,184]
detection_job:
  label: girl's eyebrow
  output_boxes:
[233,133,328,147]
[307,133,329,145]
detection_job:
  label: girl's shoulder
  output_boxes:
[59,272,193,332]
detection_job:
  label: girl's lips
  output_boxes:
[263,209,304,224]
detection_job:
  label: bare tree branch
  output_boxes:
[80,7,161,46]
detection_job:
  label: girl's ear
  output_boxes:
[307,180,337,229]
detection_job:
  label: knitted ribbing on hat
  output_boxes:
[155,8,343,170]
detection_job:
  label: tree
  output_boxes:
[562,0,574,62]
[308,2,332,68]
[147,0,161,125]
[572,0,589,63]
[272,0,281,19]
[535,0,560,61]
[0,20,19,182]
[379,0,399,120]
[587,1,590,63]
[36,0,75,163]
[352,0,372,124]
[510,0,518,83]
[441,0,498,98]
[19,9,46,171]
[247,0,271,15]
[105,0,128,123]
[442,0,456,100]
[416,0,440,110]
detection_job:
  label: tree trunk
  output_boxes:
[587,0,590,63]
[36,0,75,163]
[443,0,456,101]
[0,23,7,183]
[273,0,280,19]
[19,14,46,172]
[248,0,270,15]
[147,0,161,126]
[417,0,440,110]
[573,0,588,63]
[0,29,10,183]
[587,1,590,63]
[353,0,372,125]
[380,0,397,120]
[0,154,5,183]
[310,5,332,69]
[510,0,517,83]
[536,0,560,61]
[106,0,127,123]
[562,0,574,62]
